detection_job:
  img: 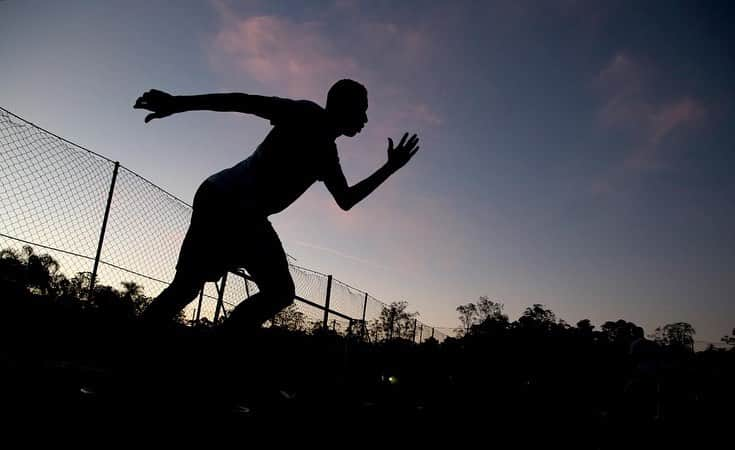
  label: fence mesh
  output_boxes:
[0,106,450,341]
[0,108,113,280]
[290,264,329,307]
[330,278,368,322]
[98,166,191,293]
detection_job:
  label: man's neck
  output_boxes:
[325,110,342,140]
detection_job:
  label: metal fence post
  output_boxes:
[90,161,119,296]
[361,292,368,338]
[413,318,418,343]
[323,275,332,329]
[213,272,228,323]
[195,286,204,324]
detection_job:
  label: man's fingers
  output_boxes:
[401,133,419,150]
[134,93,154,109]
[135,89,163,106]
[390,134,420,165]
[407,135,419,148]
[398,132,408,148]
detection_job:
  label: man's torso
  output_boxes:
[206,100,341,216]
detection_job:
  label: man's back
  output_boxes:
[206,99,343,216]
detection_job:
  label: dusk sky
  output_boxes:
[1,0,733,343]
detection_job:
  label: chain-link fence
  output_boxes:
[0,106,450,342]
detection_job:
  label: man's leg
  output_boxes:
[141,270,204,324]
[141,179,220,325]
[221,221,296,333]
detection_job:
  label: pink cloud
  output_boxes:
[208,0,442,128]
[596,52,648,128]
[622,98,706,170]
[593,52,706,185]
[211,12,358,99]
[649,97,705,144]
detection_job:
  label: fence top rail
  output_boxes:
[0,105,193,209]
[0,106,115,164]
[288,262,329,279]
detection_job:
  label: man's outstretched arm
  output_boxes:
[134,89,292,123]
[325,133,420,211]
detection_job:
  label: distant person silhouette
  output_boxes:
[134,79,420,332]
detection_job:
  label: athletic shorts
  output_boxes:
[175,180,291,285]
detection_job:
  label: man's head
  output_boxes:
[326,79,368,137]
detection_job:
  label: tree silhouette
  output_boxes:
[0,245,62,296]
[456,302,478,336]
[120,281,151,316]
[600,319,644,346]
[368,301,418,341]
[721,328,735,347]
[0,247,24,291]
[652,322,696,352]
[0,245,158,321]
[476,296,507,323]
[576,319,595,335]
[271,303,307,332]
[23,246,60,295]
[455,296,509,337]
[516,304,561,335]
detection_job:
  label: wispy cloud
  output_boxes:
[207,0,442,128]
[291,239,400,273]
[625,97,705,170]
[592,51,706,191]
[210,4,358,98]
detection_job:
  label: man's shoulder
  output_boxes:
[294,99,327,119]
[271,99,327,127]
[292,99,322,109]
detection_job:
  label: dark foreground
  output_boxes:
[2,317,732,448]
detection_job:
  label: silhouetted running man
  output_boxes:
[135,79,420,333]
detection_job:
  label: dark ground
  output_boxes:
[1,318,731,448]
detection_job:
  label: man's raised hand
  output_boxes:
[387,133,420,171]
[134,89,178,123]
